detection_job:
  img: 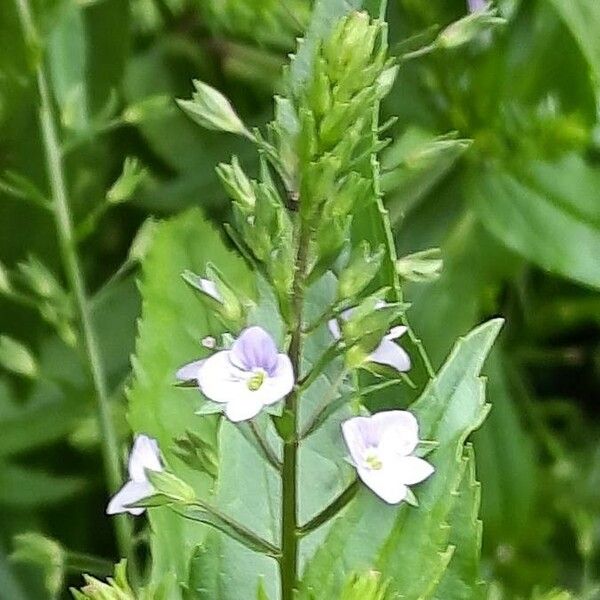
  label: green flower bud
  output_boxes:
[340,571,389,600]
[436,7,505,49]
[216,156,256,210]
[0,260,12,294]
[396,248,443,282]
[300,156,340,220]
[0,335,37,378]
[107,157,147,204]
[145,470,196,505]
[177,80,252,138]
[338,242,384,300]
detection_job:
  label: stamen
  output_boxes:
[365,452,383,470]
[247,369,266,391]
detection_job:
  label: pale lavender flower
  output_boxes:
[328,304,411,373]
[467,0,487,12]
[177,326,294,422]
[342,411,434,504]
[106,434,162,516]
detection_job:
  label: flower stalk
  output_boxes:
[14,0,136,577]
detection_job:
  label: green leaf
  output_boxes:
[12,533,65,599]
[468,159,600,290]
[0,463,85,507]
[433,446,486,600]
[127,208,255,593]
[549,0,600,83]
[47,2,89,132]
[0,397,84,458]
[298,319,502,598]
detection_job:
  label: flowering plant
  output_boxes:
[92,7,504,599]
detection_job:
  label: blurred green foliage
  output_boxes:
[0,0,599,598]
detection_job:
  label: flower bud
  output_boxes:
[436,7,505,49]
[338,242,384,300]
[107,157,147,204]
[216,156,255,210]
[0,335,37,378]
[396,248,443,283]
[145,470,196,505]
[0,260,12,294]
[177,80,251,138]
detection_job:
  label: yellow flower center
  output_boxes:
[365,451,383,470]
[247,369,266,391]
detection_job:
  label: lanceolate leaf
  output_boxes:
[549,0,600,84]
[469,160,600,290]
[298,319,502,598]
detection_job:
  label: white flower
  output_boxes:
[328,304,411,373]
[176,326,294,422]
[342,410,434,504]
[106,435,162,516]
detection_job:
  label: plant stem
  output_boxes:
[370,3,436,381]
[280,219,310,600]
[14,0,136,577]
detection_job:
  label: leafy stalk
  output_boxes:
[13,0,136,577]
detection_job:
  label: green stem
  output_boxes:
[14,0,136,577]
[370,7,435,381]
[280,219,310,600]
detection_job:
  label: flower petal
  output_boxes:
[225,396,264,422]
[368,339,411,372]
[200,278,221,301]
[374,410,420,457]
[260,354,294,405]
[230,326,279,374]
[385,325,407,341]
[197,350,244,404]
[128,434,162,482]
[327,318,341,340]
[175,359,205,382]
[356,465,408,505]
[342,416,373,465]
[395,456,435,485]
[106,480,153,516]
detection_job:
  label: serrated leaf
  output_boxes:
[298,319,501,598]
[127,209,253,593]
[433,446,486,600]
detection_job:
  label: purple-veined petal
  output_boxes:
[230,326,279,374]
[368,339,411,372]
[259,354,294,405]
[395,456,435,485]
[356,465,409,505]
[224,396,265,422]
[376,410,420,457]
[128,435,162,482]
[176,359,206,382]
[106,480,154,516]
[197,350,244,404]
